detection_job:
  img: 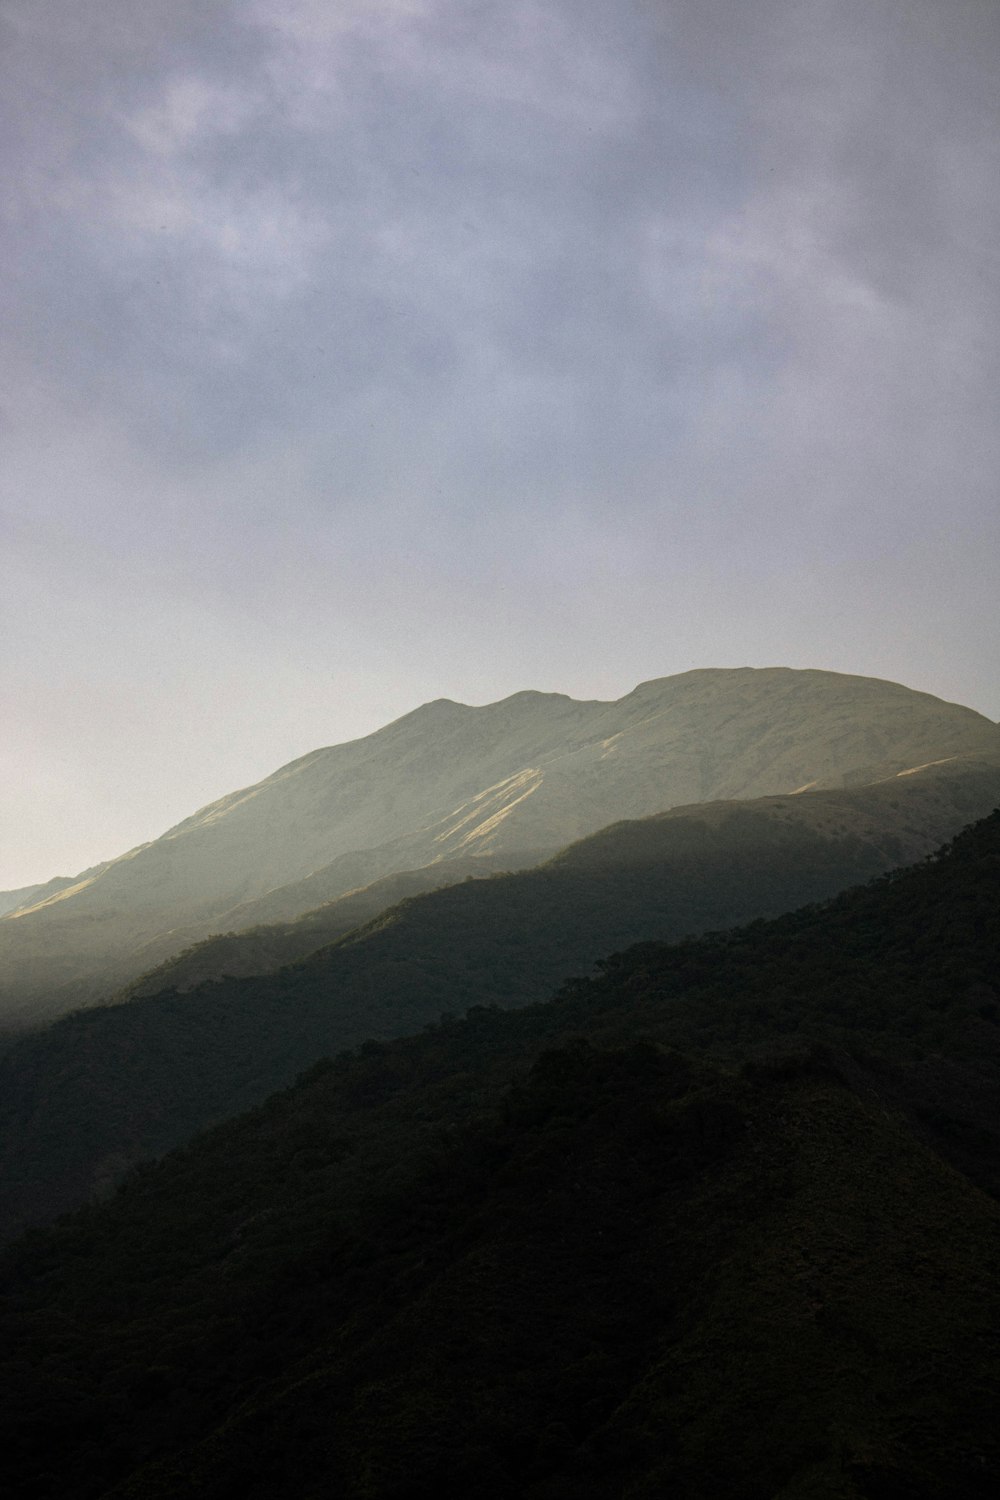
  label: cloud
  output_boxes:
[3,0,996,504]
[247,0,638,130]
[120,73,259,157]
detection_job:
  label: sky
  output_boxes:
[2,0,998,888]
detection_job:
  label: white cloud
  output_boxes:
[248,0,637,132]
[704,177,893,328]
[121,74,259,157]
[246,0,431,115]
[248,0,430,44]
[107,170,327,287]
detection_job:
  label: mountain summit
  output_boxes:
[2,667,998,1024]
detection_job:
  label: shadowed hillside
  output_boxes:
[1,813,998,1500]
[1,755,998,1241]
[120,848,554,1000]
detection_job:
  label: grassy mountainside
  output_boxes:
[2,756,999,1243]
[0,860,114,920]
[3,667,997,1024]
[0,878,69,918]
[1,813,998,1499]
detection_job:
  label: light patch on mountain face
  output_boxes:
[4,872,101,918]
[896,756,959,779]
[432,768,544,851]
[451,776,544,851]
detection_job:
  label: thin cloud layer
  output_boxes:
[2,0,998,885]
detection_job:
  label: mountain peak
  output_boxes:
[2,666,998,1027]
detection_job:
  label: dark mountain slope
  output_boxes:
[1,814,999,1499]
[0,803,874,1240]
[120,848,551,1000]
[2,757,999,1241]
[3,667,997,1024]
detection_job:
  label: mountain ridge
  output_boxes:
[2,751,998,1240]
[2,667,998,1026]
[125,751,1000,999]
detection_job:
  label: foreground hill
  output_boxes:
[2,754,998,1241]
[2,667,997,1024]
[1,813,998,1499]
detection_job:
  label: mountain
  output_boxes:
[2,752,998,1241]
[1,812,998,1500]
[124,748,1000,1000]
[0,861,110,919]
[2,667,998,1026]
[0,884,52,920]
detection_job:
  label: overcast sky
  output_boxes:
[2,0,998,887]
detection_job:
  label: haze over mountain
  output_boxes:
[125,751,1000,1003]
[2,667,998,1027]
[3,750,999,1240]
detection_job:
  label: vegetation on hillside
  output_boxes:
[0,812,998,1498]
[0,803,903,1238]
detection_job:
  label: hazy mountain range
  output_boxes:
[3,666,999,1027]
[3,663,1000,1497]
[1,668,999,1240]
